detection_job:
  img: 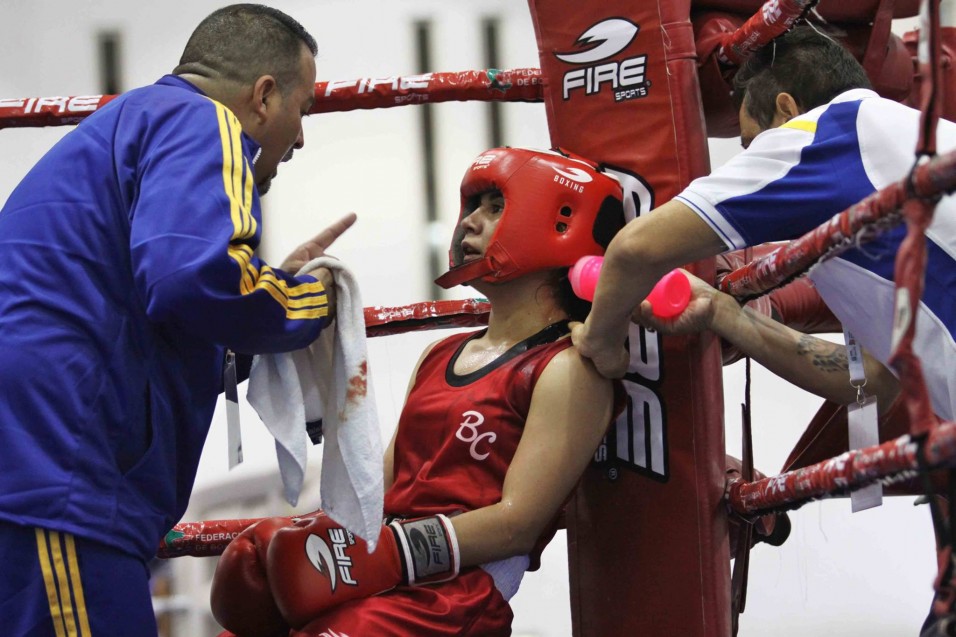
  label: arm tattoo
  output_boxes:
[796,334,849,373]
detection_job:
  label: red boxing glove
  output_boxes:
[267,512,460,628]
[209,517,295,637]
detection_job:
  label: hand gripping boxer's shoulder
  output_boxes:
[572,198,724,378]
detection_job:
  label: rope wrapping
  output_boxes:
[311,68,543,114]
[364,299,489,337]
[715,0,820,66]
[0,69,544,130]
[158,517,274,558]
[727,418,956,517]
[719,147,956,301]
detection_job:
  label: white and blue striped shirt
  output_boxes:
[679,88,956,421]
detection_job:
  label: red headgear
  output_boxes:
[435,147,625,289]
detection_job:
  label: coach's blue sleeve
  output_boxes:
[125,96,329,354]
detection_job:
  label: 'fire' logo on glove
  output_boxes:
[408,528,433,568]
[306,529,359,592]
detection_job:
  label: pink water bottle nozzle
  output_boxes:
[568,255,604,302]
[569,256,690,319]
[645,270,691,318]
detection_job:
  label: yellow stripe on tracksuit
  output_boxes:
[211,101,328,320]
[35,529,92,637]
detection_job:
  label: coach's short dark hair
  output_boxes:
[174,4,317,94]
[732,26,872,128]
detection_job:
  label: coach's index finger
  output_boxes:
[312,212,358,251]
[279,213,359,274]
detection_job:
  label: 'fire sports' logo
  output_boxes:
[305,528,359,592]
[554,18,650,102]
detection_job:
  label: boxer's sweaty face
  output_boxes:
[457,191,504,265]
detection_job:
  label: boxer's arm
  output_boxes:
[384,340,441,490]
[383,430,398,492]
[449,347,615,566]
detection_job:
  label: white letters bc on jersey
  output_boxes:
[455,410,497,461]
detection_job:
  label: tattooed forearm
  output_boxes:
[796,334,849,373]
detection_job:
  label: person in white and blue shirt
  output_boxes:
[571,23,956,636]
[576,25,956,423]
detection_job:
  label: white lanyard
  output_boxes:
[844,330,881,512]
[224,349,244,469]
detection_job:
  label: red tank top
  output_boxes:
[385,323,572,521]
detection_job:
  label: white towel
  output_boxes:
[247,257,384,550]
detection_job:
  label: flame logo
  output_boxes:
[555,19,640,65]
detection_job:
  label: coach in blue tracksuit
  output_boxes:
[0,5,356,636]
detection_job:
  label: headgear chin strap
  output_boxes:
[435,147,625,289]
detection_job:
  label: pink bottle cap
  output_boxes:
[646,270,691,318]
